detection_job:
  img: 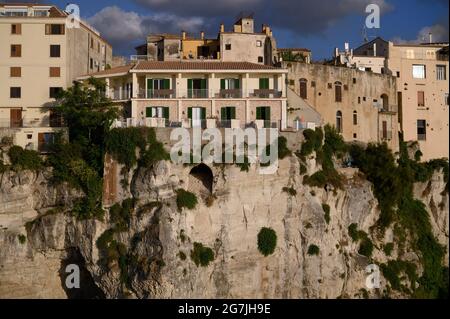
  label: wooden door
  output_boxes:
[10,108,22,128]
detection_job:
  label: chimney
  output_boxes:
[344,42,349,53]
[429,32,433,43]
[262,24,271,36]
[373,43,377,56]
[220,23,225,33]
[335,48,339,57]
[200,31,205,40]
[182,31,186,40]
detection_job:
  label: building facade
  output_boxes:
[354,38,449,160]
[284,61,399,152]
[134,15,277,66]
[0,3,112,151]
[79,61,288,130]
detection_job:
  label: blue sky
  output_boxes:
[16,0,449,60]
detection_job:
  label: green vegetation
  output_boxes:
[176,189,198,210]
[261,136,292,166]
[380,260,418,293]
[347,224,374,258]
[322,204,331,224]
[96,228,129,283]
[302,125,346,190]
[257,227,277,257]
[190,242,214,267]
[8,146,43,171]
[17,234,26,244]
[282,187,297,197]
[178,251,187,261]
[299,164,307,175]
[109,198,135,232]
[235,154,250,172]
[384,243,394,256]
[350,141,449,298]
[307,244,320,256]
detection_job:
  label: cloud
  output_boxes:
[133,0,393,35]
[87,6,205,54]
[392,16,449,44]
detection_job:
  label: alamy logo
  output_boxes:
[170,127,279,175]
[366,4,381,29]
[65,4,80,29]
[65,264,80,289]
[365,264,381,289]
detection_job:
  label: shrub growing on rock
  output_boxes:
[176,189,198,210]
[8,146,43,171]
[190,242,214,267]
[308,244,320,256]
[257,227,277,257]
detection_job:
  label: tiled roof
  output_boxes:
[278,48,311,53]
[79,65,134,78]
[133,61,280,71]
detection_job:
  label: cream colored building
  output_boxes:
[0,3,112,151]
[284,61,399,152]
[354,38,449,160]
[79,61,288,130]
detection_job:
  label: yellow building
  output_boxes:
[0,3,112,151]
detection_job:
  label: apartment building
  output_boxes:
[134,15,277,66]
[354,38,449,160]
[78,61,288,130]
[0,3,112,151]
[284,61,399,152]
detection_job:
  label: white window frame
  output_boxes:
[412,65,426,79]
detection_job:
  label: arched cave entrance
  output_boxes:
[188,164,213,196]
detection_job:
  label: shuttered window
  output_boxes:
[299,79,307,99]
[10,67,21,77]
[11,44,21,57]
[45,24,65,35]
[259,78,269,89]
[335,83,342,102]
[418,91,425,107]
[49,67,60,77]
[11,24,21,34]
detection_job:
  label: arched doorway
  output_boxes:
[336,111,343,133]
[189,164,213,195]
[381,94,389,111]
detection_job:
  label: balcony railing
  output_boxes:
[379,105,398,113]
[0,118,65,129]
[380,131,393,140]
[216,89,243,99]
[109,89,132,101]
[418,134,427,141]
[251,89,283,98]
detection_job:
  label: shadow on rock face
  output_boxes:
[59,248,105,299]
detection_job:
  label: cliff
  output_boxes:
[0,152,448,299]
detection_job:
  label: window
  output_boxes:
[396,71,400,78]
[90,38,94,49]
[446,93,449,106]
[98,42,100,53]
[38,133,56,153]
[225,44,231,50]
[258,56,264,63]
[417,120,427,141]
[11,24,21,34]
[45,24,65,35]
[11,44,21,57]
[437,65,446,80]
[382,121,388,140]
[10,87,21,98]
[299,79,307,99]
[358,97,361,104]
[259,78,270,89]
[220,107,236,123]
[10,67,21,77]
[353,133,357,139]
[145,106,169,119]
[49,67,60,77]
[335,82,342,102]
[90,58,93,69]
[256,40,262,47]
[381,94,389,110]
[311,81,316,88]
[336,111,343,133]
[353,78,356,84]
[49,87,62,99]
[256,106,271,128]
[353,111,358,125]
[418,91,425,107]
[50,45,60,57]
[413,65,426,79]
[4,9,27,16]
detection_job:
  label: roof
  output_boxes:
[78,64,134,79]
[0,2,52,6]
[133,61,282,71]
[278,48,311,53]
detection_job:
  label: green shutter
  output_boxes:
[221,107,226,120]
[200,79,207,90]
[163,107,169,120]
[201,107,206,120]
[188,79,193,98]
[230,107,236,119]
[265,107,271,121]
[259,78,269,89]
[187,107,192,119]
[234,79,240,89]
[221,79,226,90]
[163,79,170,89]
[146,107,152,118]
[147,79,153,98]
[256,107,262,120]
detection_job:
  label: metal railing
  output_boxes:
[132,89,285,100]
[0,118,65,129]
[418,134,427,141]
[130,55,148,61]
[109,89,132,100]
[379,105,398,113]
[216,89,243,99]
[250,89,283,98]
[379,131,393,140]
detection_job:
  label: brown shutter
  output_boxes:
[11,45,21,57]
[10,67,21,77]
[49,67,60,77]
[10,109,23,128]
[418,91,425,107]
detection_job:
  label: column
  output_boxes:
[105,78,110,98]
[243,73,249,98]
[281,100,287,130]
[132,73,138,98]
[210,73,216,117]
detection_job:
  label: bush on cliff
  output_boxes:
[190,242,214,267]
[176,189,198,210]
[8,146,43,171]
[257,227,277,257]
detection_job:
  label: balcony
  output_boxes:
[109,89,132,101]
[217,89,243,99]
[0,118,65,129]
[379,105,398,114]
[251,89,283,98]
[380,131,393,141]
[137,89,176,99]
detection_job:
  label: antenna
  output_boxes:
[362,26,369,43]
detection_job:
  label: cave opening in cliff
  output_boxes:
[59,248,106,299]
[189,163,214,195]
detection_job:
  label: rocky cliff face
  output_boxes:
[0,155,448,299]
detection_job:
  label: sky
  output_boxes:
[6,0,449,60]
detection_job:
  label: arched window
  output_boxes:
[335,82,342,102]
[299,78,308,99]
[381,94,389,111]
[336,111,343,133]
[353,111,358,125]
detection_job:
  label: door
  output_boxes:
[188,107,206,128]
[147,79,170,98]
[38,132,55,153]
[10,108,22,128]
[188,79,207,98]
[382,121,388,140]
[220,107,236,128]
